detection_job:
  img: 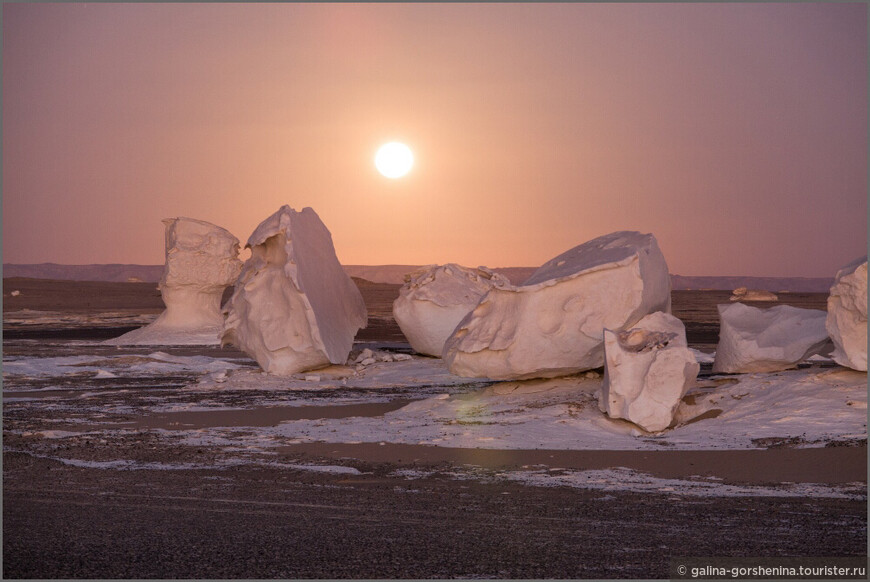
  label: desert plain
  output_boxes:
[2,276,866,579]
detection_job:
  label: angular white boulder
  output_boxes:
[443,231,672,380]
[712,302,832,373]
[106,218,242,345]
[393,264,511,357]
[599,311,699,433]
[730,287,778,302]
[221,205,367,375]
[826,257,867,371]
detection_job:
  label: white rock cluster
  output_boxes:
[393,263,511,357]
[443,231,672,380]
[826,257,867,371]
[106,217,242,345]
[712,302,831,374]
[599,312,699,432]
[221,206,367,375]
[350,348,413,371]
[730,287,778,302]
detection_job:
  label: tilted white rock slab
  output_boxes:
[826,257,867,372]
[712,302,832,374]
[106,217,242,345]
[443,231,672,380]
[393,263,511,357]
[221,205,367,375]
[599,311,699,433]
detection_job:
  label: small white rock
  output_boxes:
[729,287,778,302]
[600,312,699,433]
[393,263,511,357]
[713,303,831,373]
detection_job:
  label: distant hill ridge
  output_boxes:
[3,263,166,284]
[3,263,835,292]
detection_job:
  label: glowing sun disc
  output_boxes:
[375,142,414,178]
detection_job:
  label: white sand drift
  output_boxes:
[443,231,672,380]
[393,264,511,357]
[599,311,699,432]
[106,218,242,345]
[221,205,367,375]
[712,303,831,374]
[825,257,867,372]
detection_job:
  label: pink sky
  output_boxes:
[3,2,867,277]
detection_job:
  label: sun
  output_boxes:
[375,142,414,179]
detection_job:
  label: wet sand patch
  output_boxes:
[42,399,421,431]
[275,441,867,485]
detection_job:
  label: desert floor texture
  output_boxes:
[2,277,866,579]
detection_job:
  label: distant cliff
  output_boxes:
[3,263,835,292]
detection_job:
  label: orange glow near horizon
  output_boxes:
[2,2,867,277]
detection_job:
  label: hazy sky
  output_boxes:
[3,2,867,277]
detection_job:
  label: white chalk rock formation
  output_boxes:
[443,231,672,380]
[729,287,778,302]
[393,264,511,357]
[712,302,832,373]
[599,311,699,433]
[106,218,242,345]
[826,257,867,371]
[221,206,367,375]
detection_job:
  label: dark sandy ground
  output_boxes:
[2,278,865,579]
[4,451,865,580]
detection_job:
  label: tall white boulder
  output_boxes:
[221,206,367,375]
[826,257,867,371]
[712,302,831,374]
[393,264,511,357]
[443,231,672,380]
[599,311,699,433]
[106,218,242,345]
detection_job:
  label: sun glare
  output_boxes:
[375,142,414,179]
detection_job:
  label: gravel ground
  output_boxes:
[3,450,866,579]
